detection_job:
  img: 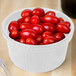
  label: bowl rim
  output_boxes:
[2,7,74,47]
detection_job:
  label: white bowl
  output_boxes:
[2,8,74,73]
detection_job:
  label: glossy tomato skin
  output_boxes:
[9,30,19,39]
[45,11,55,16]
[32,8,45,17]
[54,32,65,41]
[19,38,26,44]
[59,17,64,23]
[8,21,19,32]
[26,38,37,45]
[21,9,32,18]
[24,17,31,23]
[42,31,53,38]
[31,15,40,24]
[43,36,56,44]
[41,23,56,33]
[56,23,70,34]
[20,23,31,30]
[36,35,42,43]
[17,18,24,25]
[31,24,44,34]
[43,15,59,24]
[21,29,37,39]
[61,21,70,27]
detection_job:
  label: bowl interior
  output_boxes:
[2,8,74,47]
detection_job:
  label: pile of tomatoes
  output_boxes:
[8,8,71,45]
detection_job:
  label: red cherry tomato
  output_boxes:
[24,17,31,23]
[31,15,40,24]
[8,8,72,45]
[26,38,37,45]
[19,38,26,44]
[59,17,64,22]
[8,21,19,32]
[41,23,56,33]
[43,15,59,24]
[21,9,32,18]
[17,18,24,25]
[54,32,65,41]
[31,24,44,34]
[56,23,70,34]
[32,8,45,17]
[42,31,53,38]
[45,11,55,16]
[43,36,56,44]
[61,21,70,27]
[36,35,42,43]
[20,23,31,30]
[9,30,19,39]
[21,29,37,39]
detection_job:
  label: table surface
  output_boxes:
[0,0,76,76]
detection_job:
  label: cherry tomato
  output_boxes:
[36,35,42,43]
[20,23,31,30]
[59,17,64,22]
[8,21,19,32]
[42,31,53,38]
[21,9,32,18]
[9,30,19,39]
[17,18,24,25]
[31,24,44,34]
[19,38,26,44]
[45,11,55,16]
[54,32,65,41]
[8,8,72,45]
[31,15,40,24]
[26,38,37,45]
[56,23,70,34]
[43,15,59,24]
[21,29,37,39]
[24,17,31,23]
[43,36,56,44]
[32,8,45,17]
[61,21,70,27]
[41,23,56,33]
